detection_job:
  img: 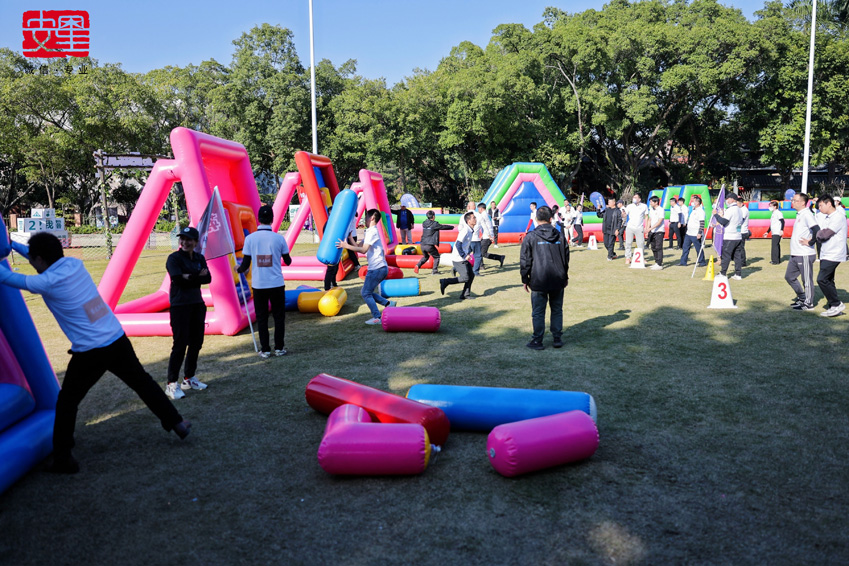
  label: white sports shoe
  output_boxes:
[650,264,663,270]
[259,351,272,359]
[165,382,185,400]
[181,377,208,390]
[365,317,382,325]
[731,275,742,280]
[274,349,288,356]
[821,303,845,317]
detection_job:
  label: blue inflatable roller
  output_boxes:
[316,189,358,265]
[406,384,597,431]
[285,285,319,311]
[378,278,420,298]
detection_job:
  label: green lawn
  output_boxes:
[1,239,847,565]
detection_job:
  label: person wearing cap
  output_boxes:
[0,232,191,473]
[237,205,292,357]
[165,226,211,399]
[712,193,745,279]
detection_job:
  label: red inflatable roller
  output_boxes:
[487,410,599,477]
[389,255,434,269]
[381,306,440,332]
[357,265,403,280]
[305,373,450,446]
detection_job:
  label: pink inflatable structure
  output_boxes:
[381,306,441,332]
[98,127,262,336]
[317,404,436,475]
[486,410,599,477]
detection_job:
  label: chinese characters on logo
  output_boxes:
[22,10,90,58]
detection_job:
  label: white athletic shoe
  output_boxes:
[365,317,382,325]
[650,264,663,270]
[181,377,208,390]
[165,382,185,400]
[731,275,742,280]
[259,351,272,359]
[274,348,288,357]
[821,303,845,317]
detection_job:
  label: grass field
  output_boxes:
[1,238,847,565]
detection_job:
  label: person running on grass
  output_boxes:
[336,209,396,324]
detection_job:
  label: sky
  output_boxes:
[2,0,769,86]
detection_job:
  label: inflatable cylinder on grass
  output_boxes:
[318,404,435,475]
[381,306,440,332]
[285,285,319,311]
[318,287,347,317]
[297,290,325,313]
[358,265,404,280]
[487,410,599,477]
[406,384,596,431]
[317,189,359,265]
[378,278,420,298]
[305,373,450,446]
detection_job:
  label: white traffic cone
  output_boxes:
[588,235,598,250]
[629,247,646,269]
[708,274,737,309]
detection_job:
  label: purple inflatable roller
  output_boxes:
[381,306,440,332]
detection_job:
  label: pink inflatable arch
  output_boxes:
[486,410,599,477]
[317,404,435,475]
[98,127,262,336]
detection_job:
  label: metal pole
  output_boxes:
[309,0,318,154]
[95,149,113,258]
[801,0,818,194]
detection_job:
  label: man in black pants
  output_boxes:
[489,201,501,247]
[520,206,570,350]
[416,210,453,274]
[0,232,190,474]
[477,202,505,269]
[598,197,623,260]
[440,212,477,300]
[165,227,211,399]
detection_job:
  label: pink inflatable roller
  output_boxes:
[487,410,599,477]
[381,306,440,332]
[318,404,436,475]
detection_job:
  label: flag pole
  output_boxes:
[236,256,258,352]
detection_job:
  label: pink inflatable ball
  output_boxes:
[381,306,440,332]
[487,410,599,478]
[317,404,437,476]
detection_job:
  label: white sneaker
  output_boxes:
[259,351,272,359]
[365,317,382,325]
[181,377,207,390]
[650,264,663,270]
[493,245,499,248]
[821,303,845,317]
[387,300,397,308]
[274,348,288,356]
[731,275,742,280]
[165,382,185,400]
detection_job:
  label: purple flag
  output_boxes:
[709,185,726,257]
[196,187,236,260]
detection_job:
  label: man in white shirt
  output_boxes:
[646,196,666,269]
[814,195,846,317]
[678,196,707,267]
[528,202,538,232]
[237,205,293,357]
[337,209,397,324]
[476,202,505,271]
[0,232,190,473]
[440,212,477,300]
[678,198,689,245]
[668,198,681,249]
[623,194,649,265]
[785,193,820,311]
[766,200,785,264]
[739,199,751,267]
[713,193,745,279]
[467,201,484,275]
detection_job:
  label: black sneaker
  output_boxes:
[792,303,814,311]
[499,256,505,268]
[790,297,802,306]
[526,340,545,351]
[439,279,448,296]
[553,337,563,348]
[46,455,80,474]
[173,420,192,440]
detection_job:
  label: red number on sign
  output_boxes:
[635,251,641,262]
[717,282,727,300]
